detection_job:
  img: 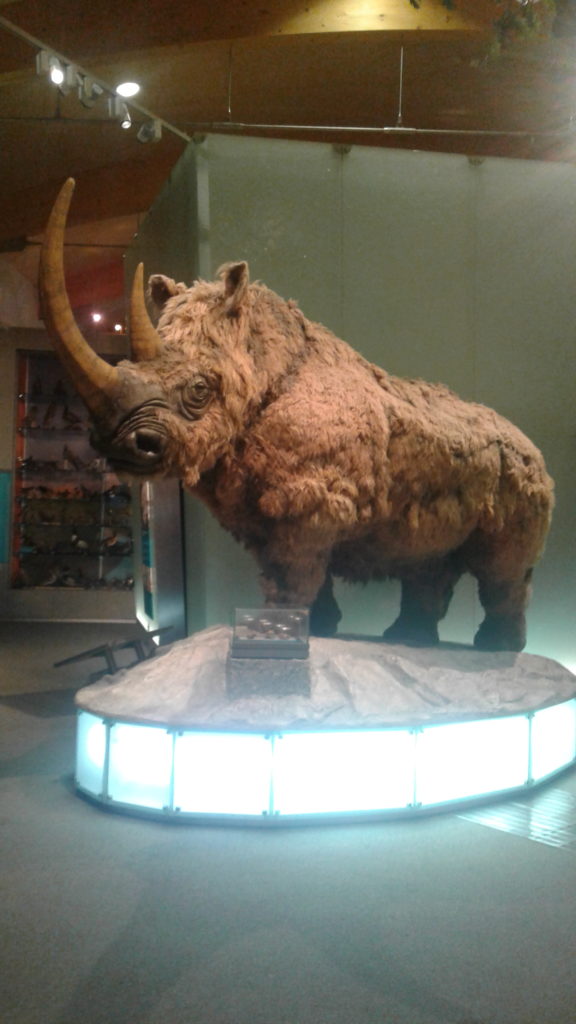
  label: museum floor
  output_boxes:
[1,621,576,1024]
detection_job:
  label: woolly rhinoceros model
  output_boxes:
[40,179,554,651]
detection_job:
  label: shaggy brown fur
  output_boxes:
[95,262,553,650]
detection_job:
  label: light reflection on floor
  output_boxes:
[459,787,576,849]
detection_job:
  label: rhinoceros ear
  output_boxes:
[148,274,186,310]
[219,261,249,315]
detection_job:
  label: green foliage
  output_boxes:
[405,1,558,50]
[405,0,557,22]
[492,0,557,56]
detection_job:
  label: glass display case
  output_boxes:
[11,351,133,591]
[231,607,309,659]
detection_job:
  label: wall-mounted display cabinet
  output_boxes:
[11,350,134,593]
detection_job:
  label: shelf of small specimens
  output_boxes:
[17,542,133,558]
[11,355,134,591]
[16,487,132,525]
[17,485,131,501]
[17,464,108,478]
[11,569,134,590]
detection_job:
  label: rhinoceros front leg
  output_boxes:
[309,572,342,637]
[258,542,340,637]
[383,558,462,647]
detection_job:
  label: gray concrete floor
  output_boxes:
[1,623,576,1024]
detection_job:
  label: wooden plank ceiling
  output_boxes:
[1,0,576,317]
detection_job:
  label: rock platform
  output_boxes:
[75,626,576,732]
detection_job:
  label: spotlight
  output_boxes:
[59,64,78,94]
[114,323,123,333]
[49,60,64,86]
[35,50,50,75]
[137,119,162,144]
[35,49,57,79]
[91,312,103,324]
[108,95,132,130]
[35,50,77,91]
[116,81,140,98]
[78,75,104,108]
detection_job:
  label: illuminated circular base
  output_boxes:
[74,628,576,824]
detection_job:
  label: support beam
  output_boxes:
[0,0,496,61]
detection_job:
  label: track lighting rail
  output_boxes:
[0,14,192,145]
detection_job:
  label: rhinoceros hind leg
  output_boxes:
[383,560,461,648]
[473,615,526,652]
[309,573,342,638]
[473,572,531,652]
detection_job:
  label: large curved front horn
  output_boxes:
[129,263,163,361]
[39,178,121,418]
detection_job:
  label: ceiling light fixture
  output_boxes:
[49,59,64,86]
[116,81,140,98]
[57,62,78,95]
[35,49,77,91]
[137,118,162,143]
[78,75,104,108]
[35,49,58,80]
[108,95,132,130]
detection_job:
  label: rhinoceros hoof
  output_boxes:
[382,619,440,648]
[308,613,340,639]
[473,616,526,653]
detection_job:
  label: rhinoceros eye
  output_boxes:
[179,376,213,417]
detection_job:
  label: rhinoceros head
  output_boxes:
[40,179,305,488]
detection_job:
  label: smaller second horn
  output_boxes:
[130,263,163,362]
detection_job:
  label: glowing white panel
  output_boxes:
[107,723,173,809]
[531,700,576,782]
[173,732,272,815]
[272,730,415,815]
[75,712,107,796]
[416,715,530,806]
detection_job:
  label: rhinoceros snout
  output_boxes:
[90,424,167,474]
[133,428,165,457]
[111,426,166,470]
